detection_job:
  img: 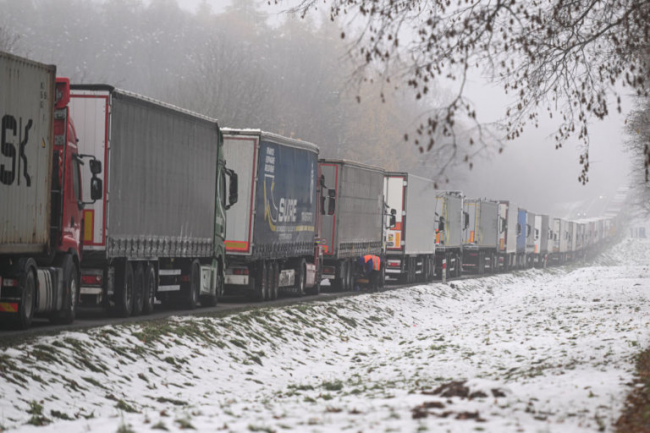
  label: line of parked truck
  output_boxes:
[0,52,619,329]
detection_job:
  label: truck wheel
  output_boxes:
[142,263,156,315]
[50,255,78,325]
[270,262,279,300]
[254,261,268,302]
[12,258,37,330]
[296,259,306,297]
[200,264,219,308]
[185,260,200,309]
[116,262,134,318]
[456,254,462,277]
[346,260,354,291]
[132,263,145,316]
[306,261,321,296]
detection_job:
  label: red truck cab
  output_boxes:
[0,63,102,329]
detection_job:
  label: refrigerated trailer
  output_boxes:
[550,218,570,263]
[70,85,236,317]
[384,173,437,283]
[516,208,528,267]
[537,215,552,267]
[222,129,322,300]
[434,191,464,279]
[462,199,499,273]
[0,52,102,328]
[497,201,518,270]
[319,159,385,291]
[525,211,537,266]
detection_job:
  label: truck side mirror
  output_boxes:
[327,189,336,215]
[517,223,521,235]
[327,197,336,216]
[535,228,539,240]
[438,217,445,232]
[500,217,506,233]
[389,214,396,229]
[90,177,103,201]
[320,197,327,215]
[228,171,238,207]
[463,212,469,229]
[89,159,102,175]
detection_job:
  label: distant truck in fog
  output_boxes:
[462,199,499,274]
[434,191,464,279]
[384,173,437,283]
[319,159,386,291]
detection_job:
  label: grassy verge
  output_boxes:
[615,348,650,432]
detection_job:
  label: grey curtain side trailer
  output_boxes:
[70,85,231,317]
[319,159,385,291]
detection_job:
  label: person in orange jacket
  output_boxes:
[357,254,382,292]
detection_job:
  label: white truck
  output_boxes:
[384,173,437,283]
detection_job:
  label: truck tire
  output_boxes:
[185,260,201,309]
[344,260,353,291]
[115,261,134,318]
[50,255,78,325]
[270,262,279,300]
[132,263,145,316]
[12,258,37,330]
[142,263,156,315]
[254,261,268,302]
[296,259,306,297]
[306,261,321,296]
[200,267,220,308]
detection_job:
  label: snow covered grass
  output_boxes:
[1,238,650,432]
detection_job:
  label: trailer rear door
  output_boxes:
[223,132,258,255]
[69,89,109,250]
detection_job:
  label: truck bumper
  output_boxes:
[225,275,249,285]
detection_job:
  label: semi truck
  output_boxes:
[222,129,322,300]
[535,214,552,267]
[462,199,499,273]
[319,159,385,291]
[0,52,102,328]
[497,201,519,270]
[516,208,528,268]
[550,218,570,263]
[69,85,236,317]
[434,191,464,279]
[525,211,536,266]
[384,173,437,283]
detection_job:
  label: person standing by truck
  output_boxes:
[357,254,382,292]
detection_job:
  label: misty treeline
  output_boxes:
[0,0,454,178]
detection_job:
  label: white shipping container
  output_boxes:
[0,52,55,254]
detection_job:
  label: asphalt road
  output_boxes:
[0,274,483,343]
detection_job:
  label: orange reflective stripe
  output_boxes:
[0,303,19,313]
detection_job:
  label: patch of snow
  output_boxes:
[1,239,649,432]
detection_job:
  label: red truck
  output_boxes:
[0,52,102,329]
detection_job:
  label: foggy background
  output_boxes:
[0,0,632,218]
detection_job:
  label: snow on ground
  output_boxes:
[1,238,650,433]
